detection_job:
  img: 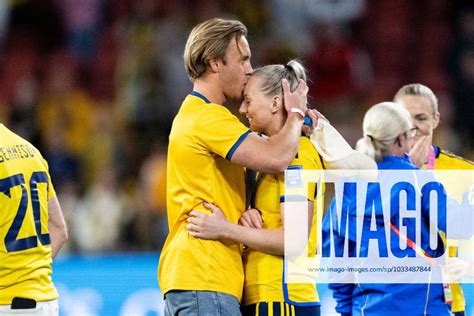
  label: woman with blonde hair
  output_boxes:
[324,102,452,316]
[186,59,324,315]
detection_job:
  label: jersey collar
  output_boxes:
[190,91,211,104]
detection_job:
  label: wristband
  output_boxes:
[289,107,305,119]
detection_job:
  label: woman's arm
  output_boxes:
[186,201,313,256]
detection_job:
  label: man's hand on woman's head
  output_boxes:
[282,79,308,113]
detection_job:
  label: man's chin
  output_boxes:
[227,94,244,104]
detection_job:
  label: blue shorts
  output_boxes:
[164,290,241,316]
[241,302,320,316]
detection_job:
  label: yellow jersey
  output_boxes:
[423,145,474,313]
[0,124,58,304]
[243,136,324,306]
[158,92,251,301]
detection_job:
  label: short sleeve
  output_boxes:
[39,155,57,200]
[279,152,318,203]
[194,104,251,160]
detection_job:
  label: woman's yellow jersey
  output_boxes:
[425,146,473,313]
[0,124,58,304]
[243,136,324,306]
[158,93,251,301]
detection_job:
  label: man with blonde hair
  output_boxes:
[158,18,311,315]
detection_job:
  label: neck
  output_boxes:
[385,144,405,157]
[265,112,286,136]
[193,78,225,105]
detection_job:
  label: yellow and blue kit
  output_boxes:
[427,146,474,171]
[243,136,324,315]
[0,124,58,304]
[158,92,251,301]
[425,145,473,315]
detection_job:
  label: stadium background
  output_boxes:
[0,0,472,315]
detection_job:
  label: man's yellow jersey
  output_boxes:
[158,92,251,301]
[423,145,474,313]
[243,136,324,306]
[0,124,58,304]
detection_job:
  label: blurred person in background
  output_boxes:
[394,83,474,316]
[56,0,103,64]
[0,123,68,315]
[158,17,312,315]
[36,50,94,162]
[186,60,324,316]
[73,166,126,253]
[446,6,474,153]
[135,141,168,249]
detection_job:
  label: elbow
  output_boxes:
[58,225,69,245]
[268,157,291,173]
[62,229,69,244]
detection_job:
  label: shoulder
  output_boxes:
[1,125,40,153]
[436,147,474,169]
[293,136,323,169]
[378,155,418,170]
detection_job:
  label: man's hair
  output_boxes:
[183,18,247,81]
[393,83,439,115]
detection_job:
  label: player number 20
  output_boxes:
[0,172,51,252]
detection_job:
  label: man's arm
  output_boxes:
[230,80,308,173]
[48,196,68,258]
[231,115,304,173]
[186,200,314,256]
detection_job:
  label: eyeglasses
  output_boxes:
[406,127,419,138]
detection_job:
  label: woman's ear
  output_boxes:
[271,95,282,113]
[432,111,440,130]
[396,133,404,147]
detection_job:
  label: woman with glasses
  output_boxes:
[394,83,473,316]
[323,102,453,316]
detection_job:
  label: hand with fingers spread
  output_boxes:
[186,202,230,240]
[282,78,308,113]
[409,135,431,167]
[238,208,263,229]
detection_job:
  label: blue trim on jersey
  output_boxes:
[226,130,252,160]
[190,91,211,104]
[282,260,321,307]
[288,165,303,170]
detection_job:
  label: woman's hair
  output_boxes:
[251,59,307,97]
[393,83,438,115]
[183,18,247,81]
[356,102,412,161]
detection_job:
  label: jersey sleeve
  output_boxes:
[278,144,318,203]
[194,104,251,160]
[39,155,56,200]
